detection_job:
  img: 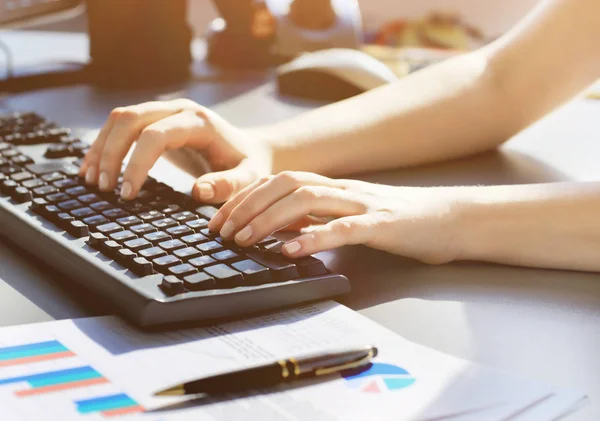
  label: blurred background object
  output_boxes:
[0,0,83,28]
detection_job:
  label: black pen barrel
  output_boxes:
[185,362,284,395]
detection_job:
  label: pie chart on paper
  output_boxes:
[342,363,416,394]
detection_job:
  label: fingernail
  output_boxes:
[283,241,301,255]
[85,167,97,184]
[120,181,133,199]
[197,183,214,200]
[235,226,253,242]
[98,172,109,191]
[220,220,235,238]
[209,213,223,230]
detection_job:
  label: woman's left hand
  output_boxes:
[208,171,464,264]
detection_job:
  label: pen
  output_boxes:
[154,345,378,396]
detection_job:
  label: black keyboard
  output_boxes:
[0,112,350,327]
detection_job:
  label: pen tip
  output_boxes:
[154,385,186,396]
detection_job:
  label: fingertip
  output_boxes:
[283,240,303,256]
[120,181,134,200]
[196,182,215,201]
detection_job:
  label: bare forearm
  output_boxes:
[456,183,600,272]
[254,0,600,177]
[257,51,512,176]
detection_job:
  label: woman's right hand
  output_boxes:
[79,99,273,204]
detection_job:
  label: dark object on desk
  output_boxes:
[207,0,283,68]
[86,0,192,89]
[277,48,399,101]
[156,345,378,396]
[0,111,350,327]
[0,0,191,93]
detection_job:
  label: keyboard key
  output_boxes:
[21,178,45,189]
[257,236,278,248]
[181,233,208,246]
[78,193,102,204]
[139,246,167,260]
[33,185,58,197]
[56,213,74,227]
[110,230,137,242]
[152,218,178,229]
[153,255,182,274]
[116,248,137,265]
[10,155,33,166]
[82,215,110,228]
[10,171,33,182]
[211,250,240,262]
[204,264,243,288]
[186,218,209,231]
[167,263,197,278]
[247,251,299,282]
[144,231,172,245]
[188,255,216,269]
[58,199,82,211]
[116,215,142,227]
[71,207,95,218]
[43,205,61,221]
[264,241,284,254]
[166,225,193,238]
[183,272,216,291]
[195,206,218,220]
[158,239,185,252]
[52,178,78,189]
[41,172,65,182]
[90,201,113,211]
[103,208,129,220]
[197,241,223,254]
[13,186,32,203]
[124,238,152,252]
[65,186,87,196]
[139,210,163,222]
[130,223,158,235]
[295,256,328,277]
[103,240,122,257]
[158,203,181,214]
[171,211,196,222]
[87,232,108,249]
[30,197,49,214]
[173,247,202,261]
[46,192,71,203]
[97,222,123,235]
[131,257,153,276]
[1,179,18,195]
[66,220,89,238]
[232,260,271,285]
[161,276,184,296]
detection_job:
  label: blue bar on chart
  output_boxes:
[0,340,75,367]
[0,366,109,397]
[76,393,144,417]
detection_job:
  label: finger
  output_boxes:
[219,171,343,239]
[207,175,271,232]
[97,104,192,191]
[281,215,372,257]
[79,116,116,183]
[232,186,366,246]
[121,111,208,199]
[191,159,259,205]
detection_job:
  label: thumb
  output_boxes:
[192,159,258,204]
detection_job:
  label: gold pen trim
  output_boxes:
[278,360,290,379]
[289,358,301,376]
[154,385,186,396]
[314,348,377,376]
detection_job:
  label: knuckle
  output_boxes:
[333,219,355,236]
[258,175,273,184]
[112,107,139,123]
[277,171,301,188]
[296,186,320,201]
[139,128,167,147]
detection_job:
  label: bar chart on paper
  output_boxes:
[0,339,145,420]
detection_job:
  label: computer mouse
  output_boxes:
[276,48,399,101]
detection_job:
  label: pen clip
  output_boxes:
[313,348,377,376]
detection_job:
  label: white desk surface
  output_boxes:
[0,31,598,421]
